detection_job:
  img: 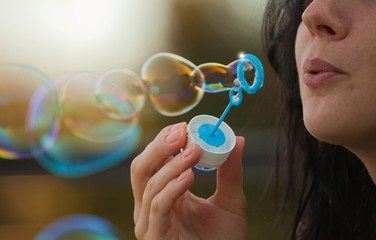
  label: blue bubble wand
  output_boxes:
[210,54,264,136]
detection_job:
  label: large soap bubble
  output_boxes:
[59,72,139,143]
[34,214,126,240]
[34,122,140,178]
[33,74,141,178]
[0,64,59,159]
[141,52,205,116]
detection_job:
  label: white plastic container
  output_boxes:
[186,114,236,171]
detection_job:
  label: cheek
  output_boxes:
[295,25,311,122]
[294,24,306,76]
[295,24,312,95]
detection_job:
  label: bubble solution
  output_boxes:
[198,123,225,148]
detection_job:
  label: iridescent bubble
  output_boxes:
[141,52,205,116]
[96,68,146,120]
[33,74,141,178]
[34,214,125,240]
[59,72,139,143]
[0,64,59,159]
[228,59,256,88]
[195,63,236,93]
[34,121,140,177]
[196,59,255,93]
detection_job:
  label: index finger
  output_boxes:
[131,122,188,217]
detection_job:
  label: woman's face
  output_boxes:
[295,0,376,151]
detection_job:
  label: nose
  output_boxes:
[302,1,348,40]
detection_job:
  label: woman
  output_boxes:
[130,0,376,239]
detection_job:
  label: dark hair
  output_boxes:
[262,1,376,239]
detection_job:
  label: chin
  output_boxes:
[302,100,349,145]
[306,125,338,145]
[303,114,348,146]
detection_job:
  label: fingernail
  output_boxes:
[166,129,184,144]
[177,168,192,182]
[171,122,186,132]
[182,143,195,159]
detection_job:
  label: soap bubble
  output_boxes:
[34,122,140,177]
[0,64,59,159]
[196,59,255,93]
[33,74,141,178]
[34,214,126,240]
[141,52,205,116]
[195,63,236,93]
[96,68,146,120]
[59,72,139,143]
[228,59,255,87]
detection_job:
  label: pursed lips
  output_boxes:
[303,58,345,87]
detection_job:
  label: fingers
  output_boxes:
[214,136,246,209]
[147,168,194,238]
[131,122,187,223]
[135,143,202,238]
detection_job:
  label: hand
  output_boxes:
[131,122,248,240]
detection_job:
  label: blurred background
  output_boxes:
[0,0,283,239]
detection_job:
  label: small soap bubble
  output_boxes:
[195,63,236,93]
[0,64,59,159]
[196,59,255,93]
[228,59,255,87]
[34,214,126,240]
[96,68,146,120]
[141,52,205,116]
[59,72,139,143]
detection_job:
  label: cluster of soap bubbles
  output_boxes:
[0,52,257,177]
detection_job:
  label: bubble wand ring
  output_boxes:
[229,87,242,106]
[236,53,264,94]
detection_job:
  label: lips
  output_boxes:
[303,58,345,87]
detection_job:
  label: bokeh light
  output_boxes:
[141,52,206,116]
[34,214,125,240]
[0,64,59,159]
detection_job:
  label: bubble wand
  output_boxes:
[210,54,264,135]
[186,54,264,171]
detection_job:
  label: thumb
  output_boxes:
[214,136,246,207]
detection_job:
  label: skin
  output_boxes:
[131,122,248,239]
[295,0,376,182]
